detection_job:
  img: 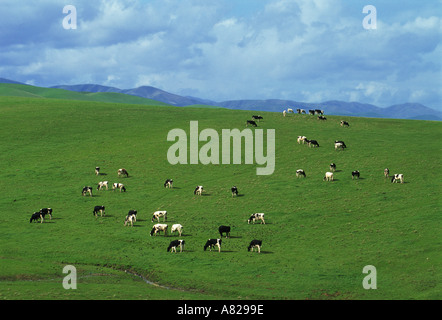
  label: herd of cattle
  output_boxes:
[29,109,405,257]
[30,166,265,254]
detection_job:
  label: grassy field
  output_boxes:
[0,95,440,300]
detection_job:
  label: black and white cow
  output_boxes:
[391,174,404,184]
[352,170,360,180]
[152,210,167,222]
[330,163,336,172]
[384,168,390,178]
[308,109,315,115]
[150,224,168,236]
[340,120,350,127]
[164,179,173,188]
[334,140,347,150]
[93,205,105,217]
[39,208,52,220]
[252,115,263,122]
[112,183,126,192]
[204,239,222,252]
[231,186,238,197]
[194,185,204,195]
[246,120,258,127]
[97,181,108,190]
[248,213,265,224]
[82,186,93,196]
[218,225,231,238]
[315,109,324,115]
[124,214,136,227]
[117,168,129,177]
[248,240,262,253]
[127,210,137,221]
[306,139,320,148]
[167,240,185,253]
[95,167,100,175]
[297,136,307,144]
[296,169,306,178]
[318,115,327,120]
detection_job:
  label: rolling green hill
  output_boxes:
[0,83,173,107]
[0,95,440,300]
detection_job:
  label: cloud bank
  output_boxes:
[1,0,440,110]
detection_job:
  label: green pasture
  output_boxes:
[0,95,440,300]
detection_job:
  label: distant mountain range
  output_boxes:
[0,78,440,120]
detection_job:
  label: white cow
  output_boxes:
[323,172,334,181]
[171,224,183,236]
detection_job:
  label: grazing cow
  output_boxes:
[112,183,126,192]
[308,109,315,115]
[39,208,52,220]
[164,179,173,188]
[127,210,137,222]
[82,186,93,197]
[296,169,306,178]
[384,168,390,178]
[297,108,306,114]
[306,139,319,148]
[171,224,183,236]
[352,170,360,180]
[97,181,109,191]
[330,163,336,172]
[248,213,265,224]
[252,115,263,122]
[150,224,168,236]
[315,109,324,115]
[124,214,136,227]
[340,120,350,127]
[194,185,204,196]
[246,120,257,127]
[283,110,286,117]
[231,186,238,197]
[117,168,129,177]
[323,172,334,181]
[218,225,231,238]
[318,115,327,120]
[204,239,222,252]
[248,240,262,253]
[287,108,294,113]
[334,140,347,150]
[152,210,167,222]
[30,212,43,223]
[93,205,105,217]
[167,240,185,253]
[95,167,100,175]
[297,136,307,144]
[391,174,404,184]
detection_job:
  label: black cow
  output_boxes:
[352,170,360,180]
[218,225,231,238]
[30,212,42,223]
[252,115,263,122]
[246,120,257,127]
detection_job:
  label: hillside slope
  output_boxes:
[0,96,440,300]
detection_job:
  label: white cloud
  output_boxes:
[0,0,440,110]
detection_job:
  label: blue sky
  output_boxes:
[1,0,441,110]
